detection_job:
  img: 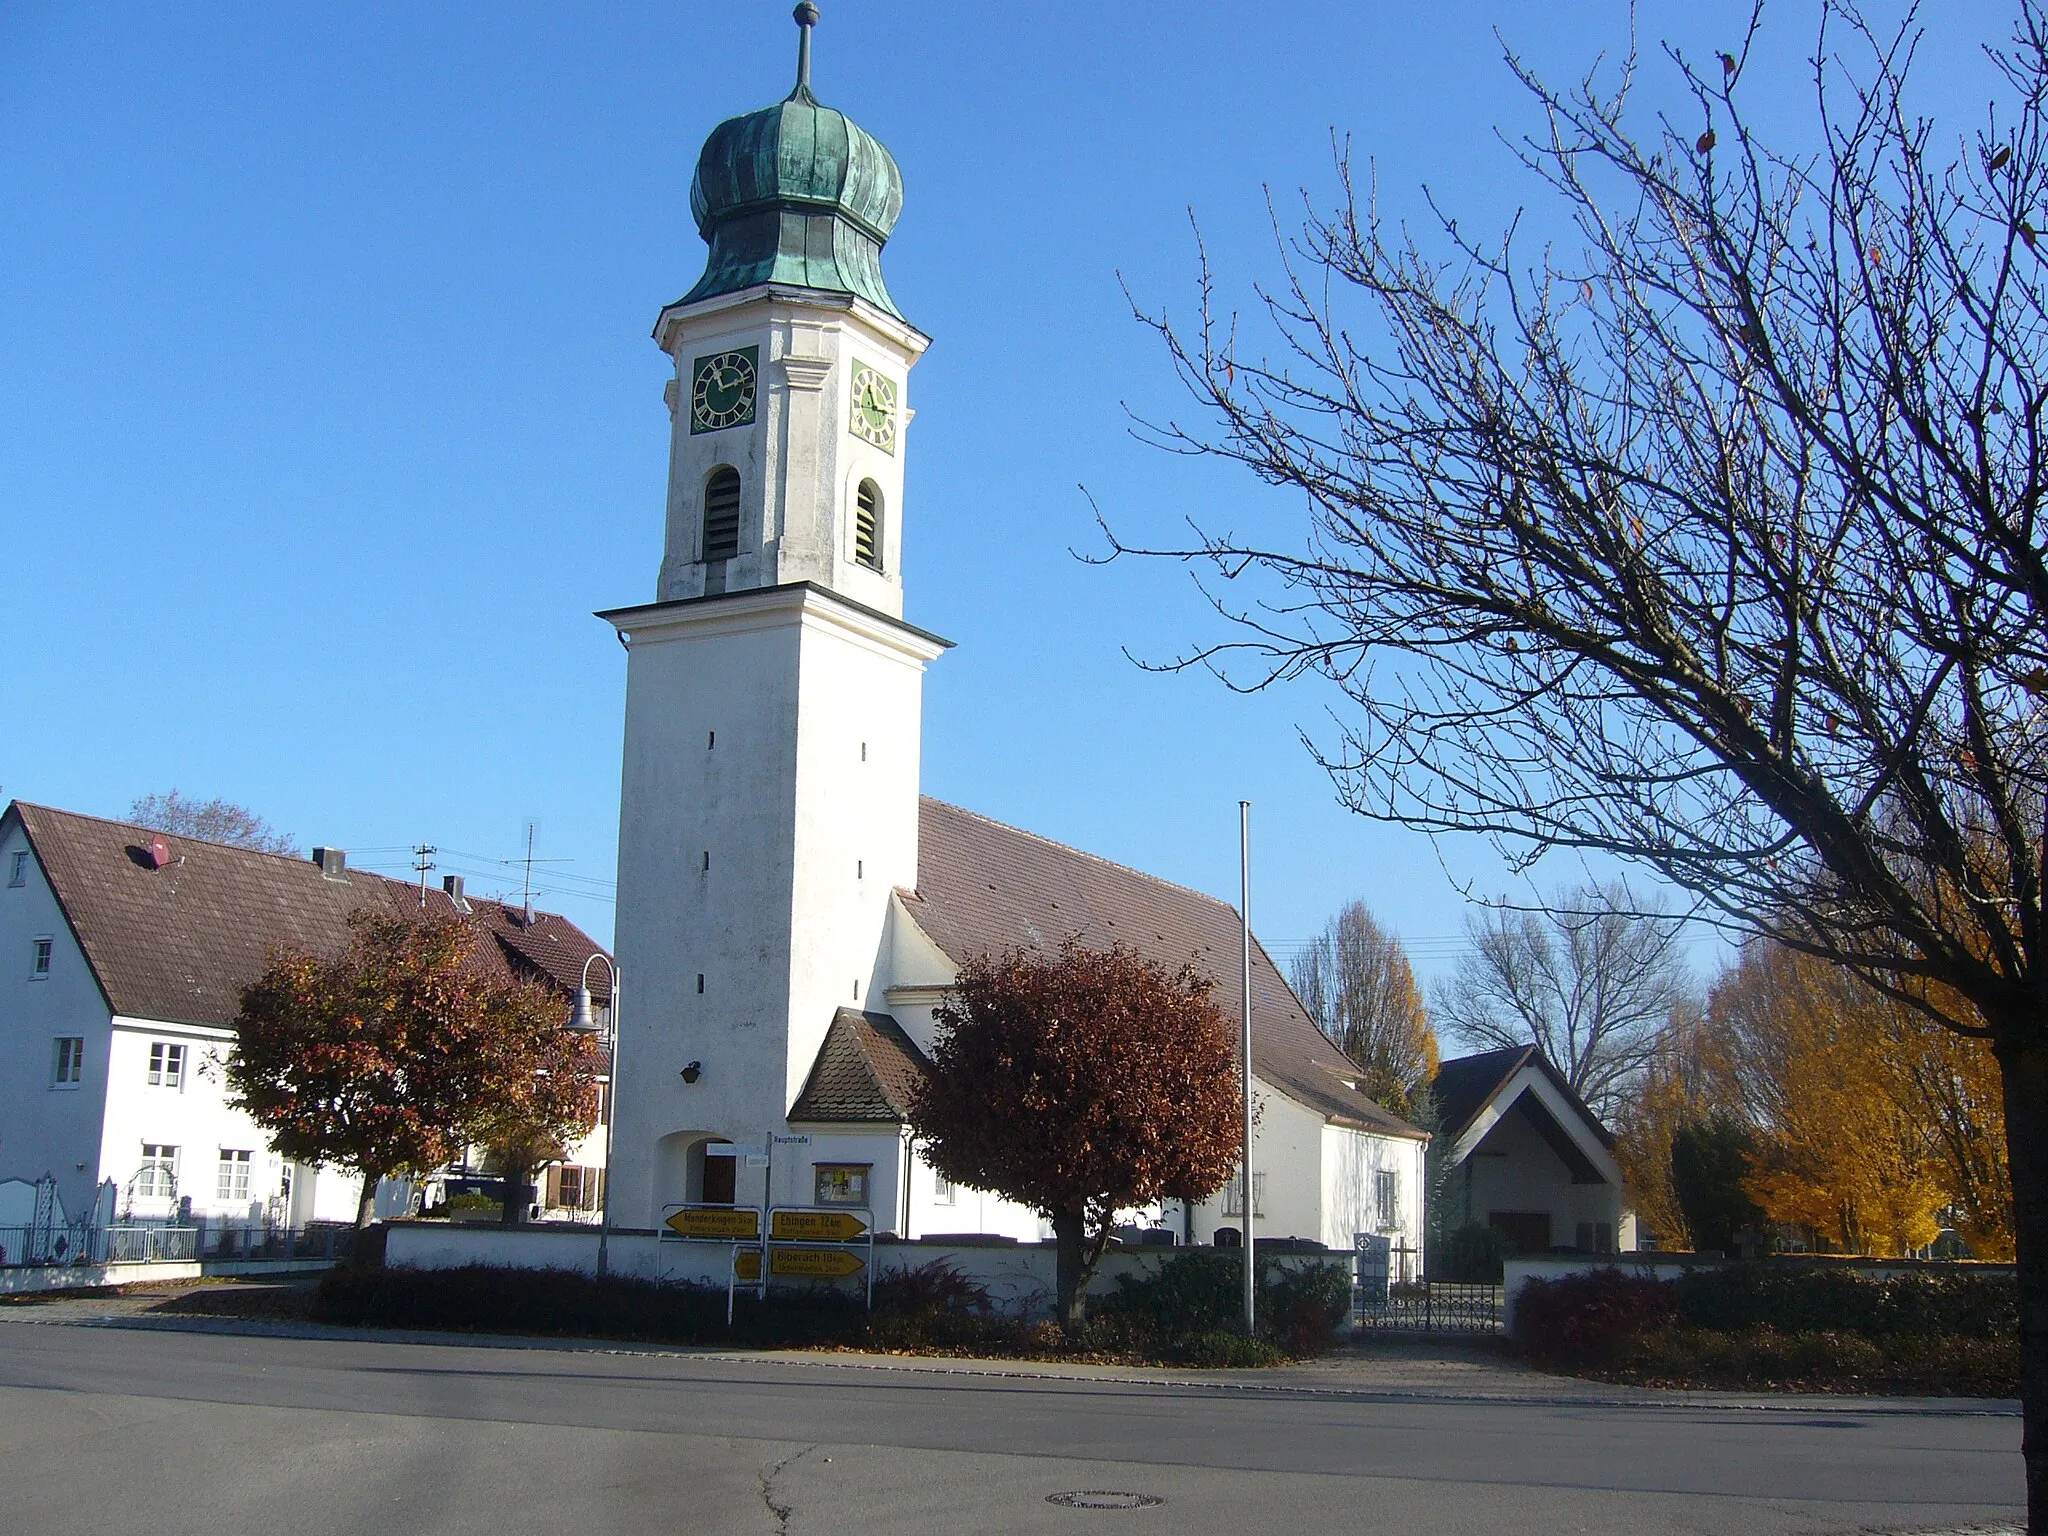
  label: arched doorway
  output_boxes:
[654,1131,734,1214]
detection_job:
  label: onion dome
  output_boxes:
[681,5,907,321]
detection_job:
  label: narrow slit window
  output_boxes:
[702,466,742,563]
[854,479,882,570]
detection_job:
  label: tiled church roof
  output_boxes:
[9,802,609,1029]
[900,797,1424,1140]
[788,1008,929,1122]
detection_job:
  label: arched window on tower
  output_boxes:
[854,479,883,571]
[702,467,741,564]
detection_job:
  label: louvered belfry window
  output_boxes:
[854,479,882,570]
[702,467,741,563]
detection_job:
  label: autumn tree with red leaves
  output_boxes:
[228,911,598,1228]
[909,941,1244,1330]
[466,980,602,1228]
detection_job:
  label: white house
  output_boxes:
[1432,1046,1638,1256]
[595,10,1428,1264]
[0,803,613,1237]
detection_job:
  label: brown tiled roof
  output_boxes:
[789,1008,930,1122]
[9,801,610,1029]
[904,798,1424,1140]
[1434,1046,1617,1150]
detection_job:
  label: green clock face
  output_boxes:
[691,347,758,434]
[849,362,897,454]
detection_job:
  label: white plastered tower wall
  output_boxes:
[654,286,924,617]
[606,272,941,1232]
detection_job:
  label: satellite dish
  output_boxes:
[146,834,171,870]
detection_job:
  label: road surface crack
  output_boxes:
[758,1444,817,1534]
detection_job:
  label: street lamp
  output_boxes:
[568,953,620,1279]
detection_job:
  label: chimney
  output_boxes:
[312,847,348,882]
[442,874,470,913]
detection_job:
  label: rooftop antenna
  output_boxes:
[412,845,437,909]
[522,821,537,925]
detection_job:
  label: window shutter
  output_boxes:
[703,468,742,562]
[854,480,881,570]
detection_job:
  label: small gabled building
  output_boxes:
[1432,1045,1636,1256]
[0,801,612,1232]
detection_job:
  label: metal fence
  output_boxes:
[1353,1279,1506,1333]
[104,1225,199,1264]
[1352,1238,1505,1333]
[0,1219,358,1270]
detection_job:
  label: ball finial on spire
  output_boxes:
[793,4,820,97]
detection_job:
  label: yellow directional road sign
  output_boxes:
[734,1248,763,1282]
[667,1207,761,1240]
[769,1210,868,1243]
[770,1247,866,1278]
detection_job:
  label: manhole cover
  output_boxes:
[1046,1491,1165,1510]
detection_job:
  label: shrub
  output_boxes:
[1609,1325,2017,1395]
[1177,1330,1287,1368]
[1671,1265,2015,1340]
[1515,1268,1677,1361]
[1093,1250,1351,1359]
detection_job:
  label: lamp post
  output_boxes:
[568,953,620,1279]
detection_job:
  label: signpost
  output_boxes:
[764,1205,876,1308]
[665,1205,761,1241]
[769,1209,868,1243]
[770,1248,865,1279]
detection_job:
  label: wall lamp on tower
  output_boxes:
[680,1061,703,1084]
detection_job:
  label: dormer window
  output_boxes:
[703,467,742,564]
[854,479,882,571]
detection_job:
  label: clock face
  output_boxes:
[691,347,758,434]
[849,362,898,453]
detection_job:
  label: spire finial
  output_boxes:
[792,4,819,99]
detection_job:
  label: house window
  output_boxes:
[1575,1221,1615,1256]
[1375,1169,1400,1230]
[137,1145,178,1199]
[932,1172,955,1206]
[854,479,883,570]
[51,1036,84,1086]
[147,1042,186,1089]
[8,849,27,886]
[1221,1172,1266,1218]
[553,1165,599,1210]
[814,1164,870,1207]
[702,466,742,563]
[218,1149,252,1202]
[31,937,52,977]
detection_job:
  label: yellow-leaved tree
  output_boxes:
[1715,945,1961,1257]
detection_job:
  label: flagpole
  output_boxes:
[1239,800,1255,1337]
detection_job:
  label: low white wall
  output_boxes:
[384,1222,1346,1321]
[0,1255,334,1296]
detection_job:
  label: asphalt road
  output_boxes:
[0,1320,2022,1536]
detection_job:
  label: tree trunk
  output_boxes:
[353,1170,381,1230]
[1052,1207,1090,1333]
[1998,1038,2048,1535]
[500,1157,531,1228]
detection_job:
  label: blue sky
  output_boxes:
[0,1,2014,987]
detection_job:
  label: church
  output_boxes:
[597,6,1426,1261]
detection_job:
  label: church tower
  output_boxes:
[601,5,948,1230]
